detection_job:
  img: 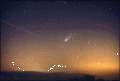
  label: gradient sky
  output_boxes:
[1,1,119,80]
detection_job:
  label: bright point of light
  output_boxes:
[13,64,14,65]
[117,53,118,55]
[65,66,66,67]
[98,63,100,65]
[18,67,19,68]
[62,66,63,67]
[19,68,20,69]
[23,70,24,71]
[12,62,14,63]
[48,70,49,71]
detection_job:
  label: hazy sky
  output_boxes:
[1,1,119,80]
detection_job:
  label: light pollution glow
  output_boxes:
[1,25,119,79]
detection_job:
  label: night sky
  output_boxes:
[1,1,119,80]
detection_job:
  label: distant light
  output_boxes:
[12,62,14,63]
[98,63,100,65]
[19,68,20,69]
[65,66,66,67]
[18,67,19,68]
[117,53,118,55]
[62,66,63,67]
[48,70,49,71]
[13,64,14,65]
[23,70,24,71]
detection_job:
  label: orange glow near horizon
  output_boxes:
[1,31,119,73]
[1,12,119,81]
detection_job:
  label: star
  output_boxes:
[78,4,81,6]
[64,1,66,3]
[24,10,26,12]
[109,8,111,10]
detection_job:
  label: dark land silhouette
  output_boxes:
[1,71,119,81]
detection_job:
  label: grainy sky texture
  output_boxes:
[1,1,119,80]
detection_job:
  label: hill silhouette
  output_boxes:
[1,71,119,81]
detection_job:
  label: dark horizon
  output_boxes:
[1,71,119,81]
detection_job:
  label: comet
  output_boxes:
[64,35,72,42]
[64,32,77,42]
[65,38,68,42]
